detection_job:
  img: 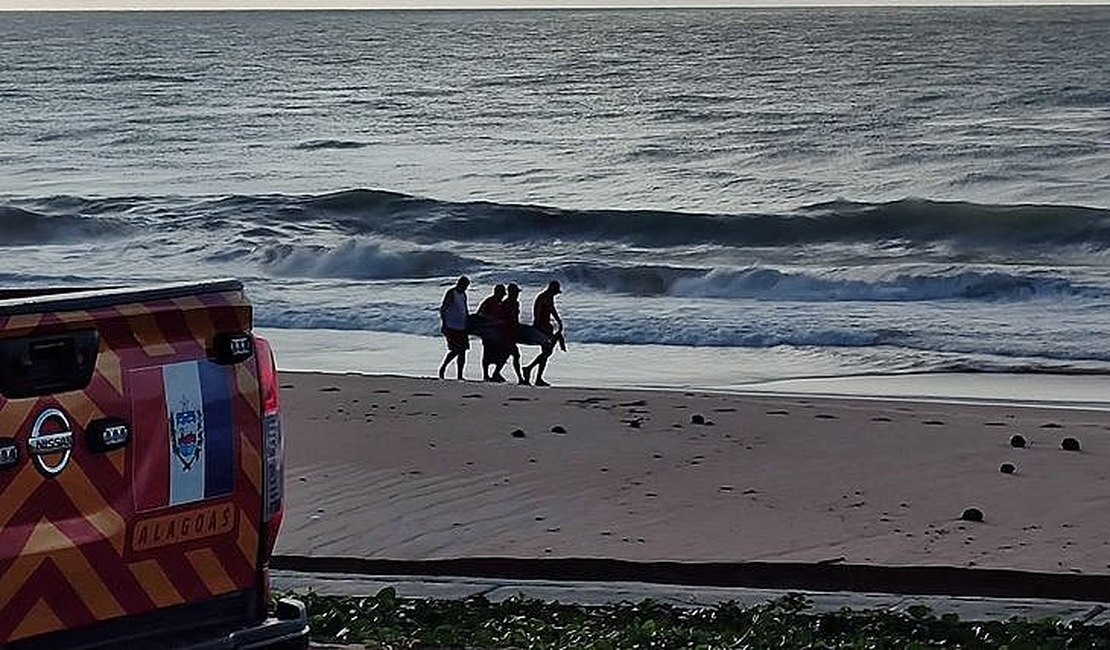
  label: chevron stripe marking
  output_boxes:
[185,548,237,595]
[236,510,259,567]
[2,313,43,337]
[36,520,127,620]
[55,309,92,326]
[173,295,218,346]
[58,465,127,555]
[239,434,261,494]
[11,598,63,640]
[115,304,176,357]
[128,560,186,608]
[235,364,261,416]
[0,464,40,530]
[97,346,125,395]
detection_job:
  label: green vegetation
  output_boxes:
[286,588,1110,649]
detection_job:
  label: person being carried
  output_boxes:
[437,276,470,380]
[522,280,564,387]
[476,284,508,382]
[492,282,527,385]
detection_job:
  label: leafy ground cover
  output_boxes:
[283,588,1110,649]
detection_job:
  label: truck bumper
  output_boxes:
[189,598,309,650]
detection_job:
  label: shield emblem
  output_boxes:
[170,399,205,471]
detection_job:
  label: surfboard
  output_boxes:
[466,313,501,341]
[517,324,553,347]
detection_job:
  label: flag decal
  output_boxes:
[132,360,236,510]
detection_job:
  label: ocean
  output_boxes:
[3,7,1110,391]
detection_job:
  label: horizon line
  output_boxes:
[2,1,1108,9]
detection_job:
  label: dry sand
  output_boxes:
[276,372,1110,575]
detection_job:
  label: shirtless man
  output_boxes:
[522,280,563,387]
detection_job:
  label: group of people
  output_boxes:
[437,276,564,386]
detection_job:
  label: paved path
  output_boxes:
[273,569,1110,625]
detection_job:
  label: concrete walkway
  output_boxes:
[272,569,1110,625]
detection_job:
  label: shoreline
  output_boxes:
[259,327,1110,410]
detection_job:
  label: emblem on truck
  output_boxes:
[170,398,205,471]
[28,407,74,476]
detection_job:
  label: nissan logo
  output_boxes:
[29,408,73,476]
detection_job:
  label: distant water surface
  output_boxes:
[2,7,1110,382]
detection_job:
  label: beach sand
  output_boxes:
[275,371,1110,576]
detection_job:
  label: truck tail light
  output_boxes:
[254,336,284,566]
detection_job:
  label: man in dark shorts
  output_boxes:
[522,280,563,387]
[438,276,470,380]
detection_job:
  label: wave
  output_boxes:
[257,240,485,280]
[0,205,130,246]
[287,191,1110,250]
[542,262,1098,302]
[11,190,1110,251]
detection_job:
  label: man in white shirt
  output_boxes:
[438,276,470,380]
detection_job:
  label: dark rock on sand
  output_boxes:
[1061,437,1081,451]
[1010,434,1026,448]
[551,425,566,434]
[1000,463,1016,474]
[511,428,526,438]
[960,507,984,523]
[691,414,706,425]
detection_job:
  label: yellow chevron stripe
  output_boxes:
[53,391,105,425]
[172,295,217,349]
[186,548,238,595]
[235,364,261,416]
[10,598,63,641]
[115,303,176,357]
[58,464,126,556]
[55,309,91,326]
[97,346,125,395]
[0,463,40,530]
[0,544,42,610]
[240,434,261,494]
[3,312,43,337]
[236,510,259,569]
[1,520,125,621]
[46,524,126,620]
[128,560,185,608]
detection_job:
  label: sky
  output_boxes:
[1,0,1107,8]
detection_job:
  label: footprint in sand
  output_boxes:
[871,416,892,422]
[373,389,390,394]
[922,419,945,426]
[714,407,737,413]
[814,414,838,420]
[985,421,1007,427]
[1040,422,1063,429]
[319,386,340,392]
[280,384,294,389]
[412,392,433,397]
[462,393,483,399]
[619,400,647,407]
[765,410,789,416]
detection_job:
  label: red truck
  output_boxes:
[0,280,308,649]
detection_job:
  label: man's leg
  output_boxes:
[532,343,554,386]
[510,347,525,384]
[455,350,466,380]
[439,350,457,379]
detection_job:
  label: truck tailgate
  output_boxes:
[0,281,266,644]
